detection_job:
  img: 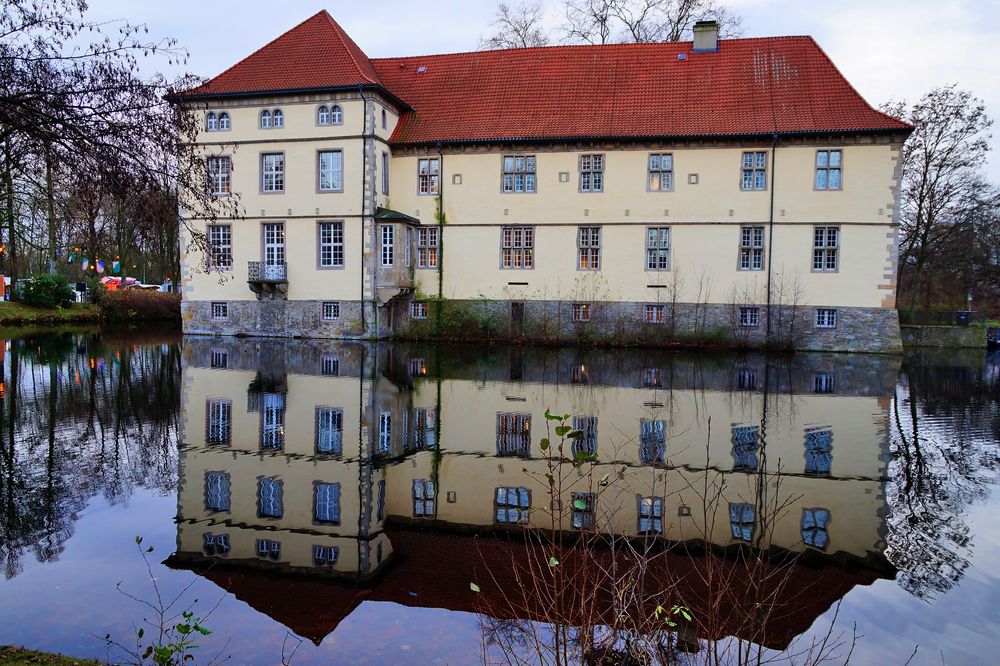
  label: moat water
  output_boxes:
[0,329,997,665]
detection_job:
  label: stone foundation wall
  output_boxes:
[183,298,902,353]
[900,325,987,349]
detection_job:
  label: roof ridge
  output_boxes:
[317,10,380,85]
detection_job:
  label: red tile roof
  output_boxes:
[183,11,909,143]
[184,11,380,96]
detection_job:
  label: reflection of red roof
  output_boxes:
[179,11,909,144]
[168,528,890,650]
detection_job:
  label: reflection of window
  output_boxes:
[378,412,392,454]
[571,365,589,384]
[202,533,230,556]
[572,416,598,456]
[413,479,436,517]
[313,545,339,566]
[496,412,531,457]
[413,408,437,449]
[204,471,231,512]
[731,425,759,471]
[572,492,595,529]
[801,508,830,550]
[260,393,285,450]
[804,428,833,475]
[729,502,755,542]
[813,373,835,393]
[210,350,228,369]
[377,480,386,521]
[206,399,232,445]
[314,482,341,524]
[409,357,427,376]
[410,302,428,319]
[737,368,757,390]
[315,408,343,455]
[258,477,283,518]
[495,487,531,524]
[638,496,663,534]
[639,419,666,464]
[321,356,339,376]
[256,539,281,560]
[643,368,662,387]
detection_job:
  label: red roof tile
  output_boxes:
[373,38,909,144]
[185,10,380,96]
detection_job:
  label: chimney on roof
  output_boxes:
[692,20,719,52]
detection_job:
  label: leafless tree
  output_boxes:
[562,0,742,45]
[481,1,552,49]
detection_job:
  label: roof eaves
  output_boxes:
[171,83,413,112]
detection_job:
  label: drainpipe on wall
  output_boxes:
[358,85,370,337]
[435,143,445,331]
[765,133,779,342]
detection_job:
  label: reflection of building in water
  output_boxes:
[169,340,898,647]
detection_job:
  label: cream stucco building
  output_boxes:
[175,11,911,352]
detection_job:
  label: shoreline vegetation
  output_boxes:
[0,292,181,327]
[0,646,100,665]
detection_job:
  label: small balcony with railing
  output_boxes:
[248,261,288,300]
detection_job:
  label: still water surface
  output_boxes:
[0,330,997,664]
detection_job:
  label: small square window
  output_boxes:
[322,302,340,320]
[320,356,339,376]
[644,304,665,324]
[738,307,760,328]
[410,302,429,319]
[452,174,463,185]
[211,302,228,320]
[815,308,837,328]
[572,303,591,322]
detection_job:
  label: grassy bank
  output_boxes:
[0,646,100,665]
[0,302,101,325]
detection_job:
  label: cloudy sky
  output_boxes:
[89,0,1000,179]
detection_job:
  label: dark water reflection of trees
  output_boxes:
[0,329,181,579]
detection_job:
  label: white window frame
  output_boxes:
[330,104,343,124]
[501,226,534,269]
[314,482,341,524]
[577,226,601,270]
[272,109,283,128]
[572,302,591,322]
[579,154,604,192]
[644,304,665,324]
[741,151,768,190]
[495,487,531,524]
[317,105,330,125]
[315,407,343,454]
[413,479,436,517]
[815,308,837,328]
[815,150,843,190]
[208,224,232,270]
[322,301,341,320]
[321,356,339,376]
[496,412,531,457]
[418,158,440,195]
[648,153,673,191]
[218,112,230,130]
[739,226,765,271]
[207,156,231,196]
[206,112,217,131]
[738,306,760,328]
[638,496,664,533]
[258,477,283,518]
[380,224,394,266]
[381,151,390,195]
[812,226,839,271]
[260,109,271,128]
[205,471,230,512]
[410,301,428,319]
[378,411,392,453]
[261,152,284,193]
[502,155,536,193]
[210,302,228,320]
[206,399,232,445]
[318,150,343,192]
[318,221,344,268]
[417,227,439,268]
[645,227,670,271]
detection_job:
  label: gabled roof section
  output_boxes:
[183,10,380,98]
[371,37,910,145]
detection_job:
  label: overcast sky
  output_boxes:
[89,0,1000,180]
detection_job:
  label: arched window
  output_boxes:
[272,109,283,128]
[331,105,343,125]
[218,112,230,130]
[206,112,217,131]
[318,105,329,125]
[381,109,387,129]
[260,110,271,128]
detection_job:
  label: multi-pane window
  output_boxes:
[377,412,392,454]
[496,412,531,457]
[210,350,228,369]
[495,487,531,524]
[314,482,341,524]
[730,503,755,541]
[410,301,428,319]
[380,224,394,266]
[579,154,604,192]
[813,373,836,394]
[317,105,330,124]
[644,304,665,324]
[638,496,663,534]
[812,227,839,271]
[260,393,285,450]
[206,399,231,445]
[322,301,340,320]
[217,112,230,130]
[318,221,344,268]
[741,151,767,190]
[211,302,228,320]
[572,303,591,322]
[261,153,284,192]
[801,508,831,550]
[272,109,283,128]
[646,227,671,270]
[417,227,438,268]
[572,416,598,457]
[815,308,837,328]
[256,539,281,560]
[731,425,759,472]
[258,477,283,518]
[815,150,842,190]
[572,365,589,384]
[639,419,666,464]
[502,155,536,193]
[317,104,343,125]
[318,150,344,191]
[202,533,230,556]
[804,428,833,476]
[320,356,339,376]
[413,479,436,517]
[412,408,437,449]
[501,226,534,269]
[418,158,439,195]
[207,156,231,196]
[577,226,601,270]
[738,306,760,328]
[739,226,765,270]
[405,227,412,268]
[206,112,218,131]
[382,151,390,195]
[737,368,758,390]
[260,110,271,128]
[571,492,595,529]
[313,545,340,566]
[316,408,343,455]
[208,224,232,269]
[204,471,231,512]
[648,153,673,191]
[643,368,662,387]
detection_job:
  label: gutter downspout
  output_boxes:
[436,142,444,309]
[358,85,370,337]
[765,133,778,342]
